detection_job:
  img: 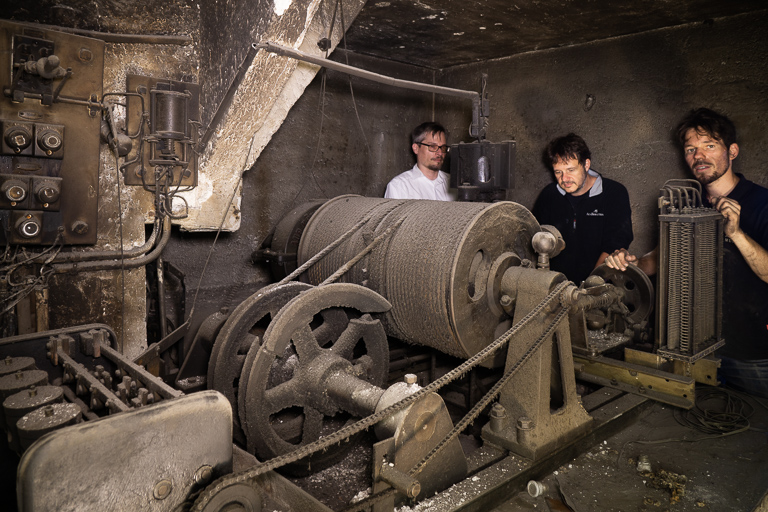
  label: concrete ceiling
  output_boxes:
[342,0,768,69]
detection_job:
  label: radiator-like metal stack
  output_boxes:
[656,180,725,362]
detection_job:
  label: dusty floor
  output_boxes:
[493,388,768,512]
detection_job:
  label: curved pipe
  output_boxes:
[52,217,171,273]
[48,218,162,263]
[255,41,486,139]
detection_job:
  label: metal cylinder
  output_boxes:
[296,196,539,358]
[3,385,64,453]
[152,89,188,139]
[17,402,81,451]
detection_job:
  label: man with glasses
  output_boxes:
[532,132,633,284]
[384,122,456,200]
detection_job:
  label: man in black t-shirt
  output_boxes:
[532,133,633,284]
[607,108,768,398]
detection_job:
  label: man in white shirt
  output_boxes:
[384,122,456,201]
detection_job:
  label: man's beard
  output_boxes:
[426,160,443,171]
[692,159,725,185]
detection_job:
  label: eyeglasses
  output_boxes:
[417,142,450,153]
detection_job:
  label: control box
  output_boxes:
[0,21,104,245]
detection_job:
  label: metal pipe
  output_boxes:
[256,42,478,102]
[41,218,162,263]
[156,256,168,338]
[197,44,259,151]
[255,41,486,139]
[16,22,192,45]
[52,217,172,273]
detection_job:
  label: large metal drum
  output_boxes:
[296,195,541,359]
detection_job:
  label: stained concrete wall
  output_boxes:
[436,10,768,256]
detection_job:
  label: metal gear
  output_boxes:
[195,481,262,512]
[241,283,391,474]
[208,281,312,443]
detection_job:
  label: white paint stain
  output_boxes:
[453,32,464,36]
[274,0,292,16]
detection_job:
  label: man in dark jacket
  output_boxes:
[532,133,633,284]
[607,108,768,397]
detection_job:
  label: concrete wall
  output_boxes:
[168,10,768,331]
[436,10,768,256]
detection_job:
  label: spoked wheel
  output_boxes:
[241,283,391,475]
[208,281,311,443]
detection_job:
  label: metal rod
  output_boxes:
[256,41,479,101]
[15,21,192,45]
[156,256,168,339]
[197,44,259,151]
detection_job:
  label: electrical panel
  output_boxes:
[0,21,104,245]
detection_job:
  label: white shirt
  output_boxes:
[384,164,455,201]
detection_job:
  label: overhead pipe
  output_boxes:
[254,41,489,140]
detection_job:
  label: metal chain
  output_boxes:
[341,283,571,512]
[191,280,573,511]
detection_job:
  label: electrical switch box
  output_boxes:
[0,21,104,245]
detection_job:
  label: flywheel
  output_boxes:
[208,281,311,443]
[240,283,391,475]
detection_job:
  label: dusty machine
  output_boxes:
[0,195,618,511]
[0,183,726,511]
[0,19,728,512]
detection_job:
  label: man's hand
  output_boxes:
[605,248,636,271]
[713,196,742,238]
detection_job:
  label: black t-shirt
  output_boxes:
[705,174,768,359]
[532,172,634,284]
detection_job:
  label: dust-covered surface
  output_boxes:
[588,328,631,354]
[497,396,768,512]
[288,432,374,510]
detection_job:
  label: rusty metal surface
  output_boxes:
[241,283,391,473]
[0,20,104,245]
[482,267,592,460]
[590,264,654,326]
[208,281,311,443]
[657,180,724,362]
[16,390,232,512]
[296,195,539,359]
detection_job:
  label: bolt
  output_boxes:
[28,386,37,397]
[527,480,548,497]
[78,48,93,62]
[43,405,54,417]
[153,479,173,500]
[15,370,23,380]
[3,356,11,366]
[637,455,652,473]
[489,403,507,432]
[500,295,513,307]
[517,416,534,430]
[194,465,213,485]
[404,373,418,385]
